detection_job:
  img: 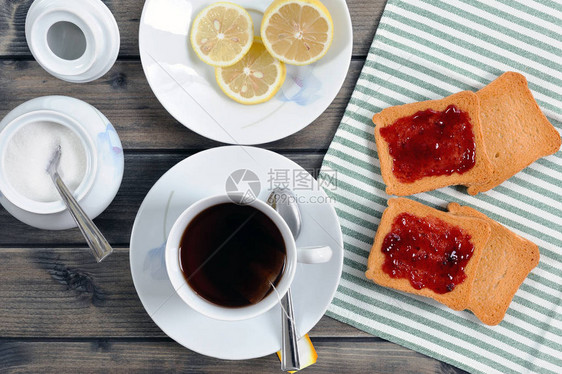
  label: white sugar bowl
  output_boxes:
[0,96,124,230]
[25,0,120,83]
[0,109,98,215]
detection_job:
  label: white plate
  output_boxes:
[0,96,124,230]
[139,0,353,145]
[129,146,343,359]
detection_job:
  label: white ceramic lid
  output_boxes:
[25,0,120,83]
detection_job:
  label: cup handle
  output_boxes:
[296,246,332,264]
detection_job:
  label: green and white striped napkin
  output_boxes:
[319,0,562,373]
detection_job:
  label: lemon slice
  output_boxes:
[190,2,254,67]
[261,0,334,66]
[215,38,286,105]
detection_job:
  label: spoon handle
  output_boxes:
[281,288,300,371]
[51,171,113,262]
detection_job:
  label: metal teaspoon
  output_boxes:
[267,187,303,371]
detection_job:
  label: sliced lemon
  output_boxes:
[261,0,334,66]
[190,2,254,67]
[215,38,286,105]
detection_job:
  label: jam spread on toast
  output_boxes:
[379,105,476,183]
[381,212,474,294]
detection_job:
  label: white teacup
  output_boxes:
[165,194,332,321]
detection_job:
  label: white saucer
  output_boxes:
[139,0,353,145]
[129,146,343,360]
[0,96,124,230]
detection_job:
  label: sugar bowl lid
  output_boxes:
[25,0,120,83]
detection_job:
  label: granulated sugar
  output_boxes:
[4,121,87,202]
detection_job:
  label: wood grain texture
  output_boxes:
[0,152,326,246]
[0,340,467,374]
[0,60,363,150]
[0,247,372,338]
[0,0,385,58]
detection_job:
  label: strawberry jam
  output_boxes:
[379,105,476,183]
[381,213,474,294]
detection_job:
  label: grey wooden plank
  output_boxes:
[0,340,468,374]
[0,247,369,338]
[0,152,331,246]
[0,0,386,58]
[0,248,159,337]
[0,59,363,150]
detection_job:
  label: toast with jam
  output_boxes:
[372,72,560,196]
[373,91,493,196]
[365,198,491,311]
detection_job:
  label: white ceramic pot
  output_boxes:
[0,96,124,230]
[0,109,97,214]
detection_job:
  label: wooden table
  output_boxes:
[0,1,468,372]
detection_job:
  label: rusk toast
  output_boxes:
[366,198,491,311]
[373,91,493,196]
[468,72,561,194]
[448,202,540,325]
